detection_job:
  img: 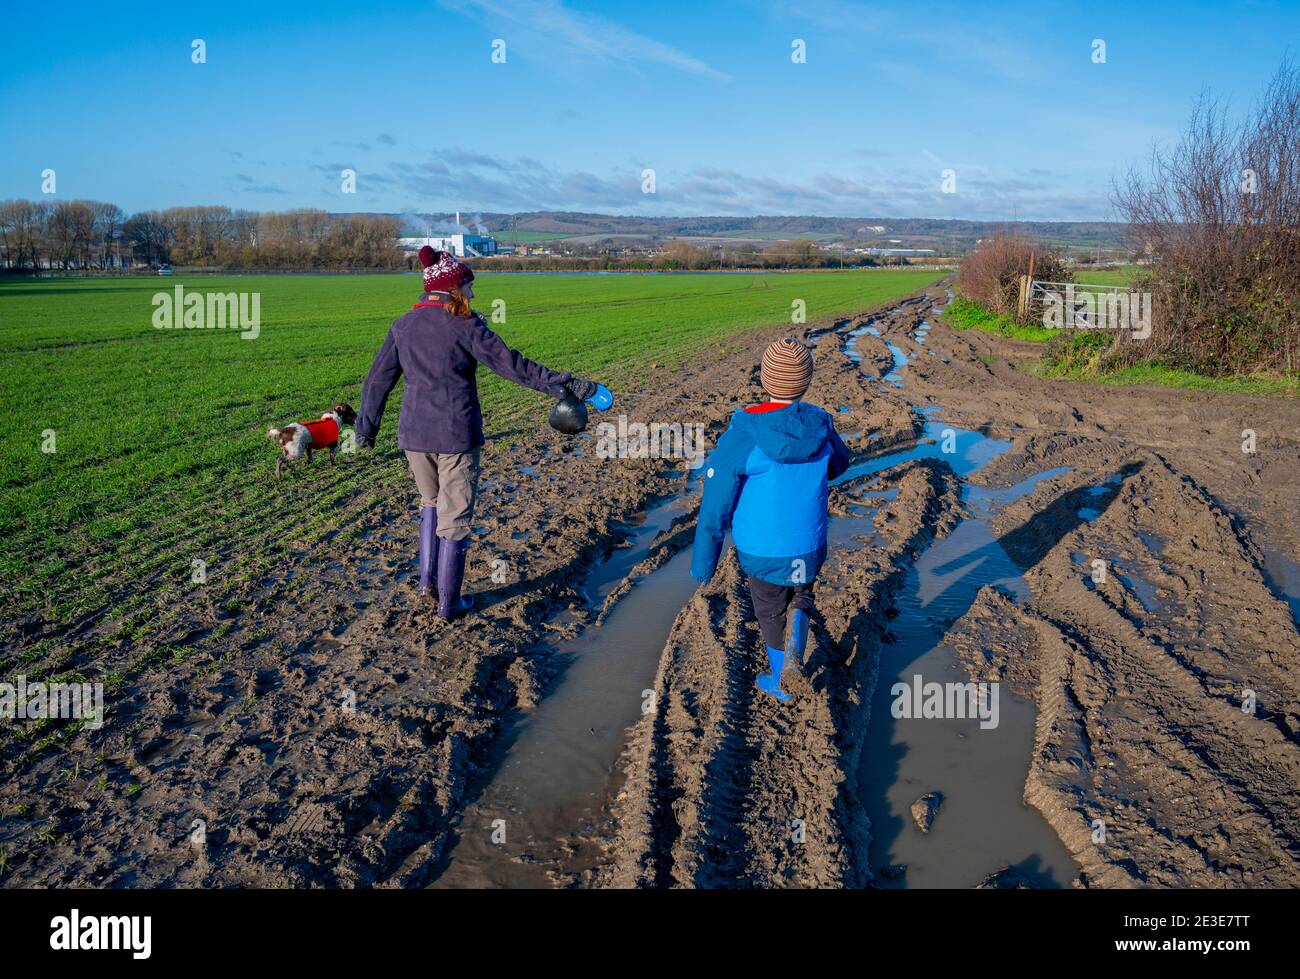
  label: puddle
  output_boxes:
[830,488,897,550]
[433,483,698,888]
[828,514,886,551]
[1136,530,1165,554]
[883,342,909,387]
[583,495,683,603]
[968,467,1071,513]
[862,488,901,502]
[841,325,877,376]
[437,412,1080,888]
[1116,569,1161,612]
[834,422,1011,486]
[1077,508,1102,521]
[832,427,1080,888]
[1261,547,1300,627]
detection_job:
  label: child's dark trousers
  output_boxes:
[747,576,815,649]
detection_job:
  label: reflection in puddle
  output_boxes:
[883,342,909,387]
[841,326,877,377]
[969,468,1071,513]
[834,422,1010,486]
[1261,548,1300,627]
[434,479,698,888]
[833,423,1079,888]
[1137,530,1166,553]
[1116,570,1162,612]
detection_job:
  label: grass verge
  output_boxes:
[945,291,1299,398]
[943,295,1057,342]
[1038,332,1300,396]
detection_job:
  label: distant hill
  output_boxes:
[392,212,1128,255]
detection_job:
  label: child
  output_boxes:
[690,338,851,702]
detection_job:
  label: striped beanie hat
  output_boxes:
[760,338,814,400]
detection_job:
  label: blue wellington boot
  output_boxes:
[786,608,810,667]
[417,507,439,597]
[757,645,792,703]
[436,537,475,620]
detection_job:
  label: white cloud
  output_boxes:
[441,0,729,80]
[377,150,1111,219]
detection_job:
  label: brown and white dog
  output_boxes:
[268,403,357,476]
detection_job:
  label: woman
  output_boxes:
[356,246,607,619]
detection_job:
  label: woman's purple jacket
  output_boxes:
[356,294,574,454]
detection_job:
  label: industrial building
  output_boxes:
[398,233,499,258]
[399,211,500,257]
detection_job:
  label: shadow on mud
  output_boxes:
[849,451,1143,887]
[995,462,1145,573]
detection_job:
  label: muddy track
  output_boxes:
[5,279,1297,889]
[0,290,927,888]
[604,280,1299,888]
[912,300,1300,887]
[605,460,962,887]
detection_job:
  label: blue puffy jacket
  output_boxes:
[691,401,851,586]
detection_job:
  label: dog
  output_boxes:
[268,403,357,476]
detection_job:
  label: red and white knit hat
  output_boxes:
[418,246,474,293]
[760,338,813,400]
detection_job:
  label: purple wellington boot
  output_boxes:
[417,507,439,597]
[436,537,474,619]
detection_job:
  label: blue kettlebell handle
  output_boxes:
[586,383,614,411]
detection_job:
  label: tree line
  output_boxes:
[0,200,405,272]
[482,238,923,272]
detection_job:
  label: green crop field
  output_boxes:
[0,268,940,697]
[491,231,581,244]
[1072,265,1140,287]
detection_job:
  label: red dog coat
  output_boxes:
[302,416,340,449]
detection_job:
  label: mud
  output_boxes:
[605,281,1299,888]
[4,279,1297,889]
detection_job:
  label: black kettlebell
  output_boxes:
[549,391,589,435]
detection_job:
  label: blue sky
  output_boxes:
[1,0,1294,220]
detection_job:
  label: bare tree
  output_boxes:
[1115,61,1300,374]
[958,233,1070,318]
